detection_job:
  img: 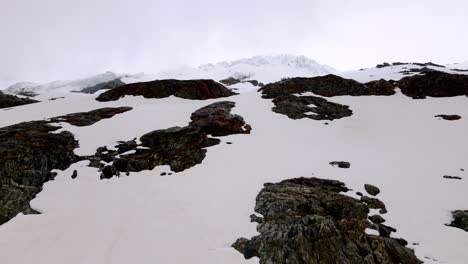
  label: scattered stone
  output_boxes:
[226,142,233,144]
[356,191,363,196]
[435,114,461,121]
[168,173,173,175]
[249,214,263,223]
[49,107,133,127]
[364,184,381,196]
[329,161,351,168]
[447,210,468,232]
[461,168,465,171]
[0,120,78,225]
[369,214,386,224]
[71,170,78,179]
[49,97,65,101]
[232,177,421,264]
[96,79,236,102]
[443,175,462,180]
[0,90,39,109]
[160,172,167,176]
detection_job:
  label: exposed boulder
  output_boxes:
[0,121,79,225]
[364,184,381,196]
[190,101,251,136]
[76,78,125,94]
[435,114,461,121]
[49,107,132,127]
[259,74,396,98]
[447,210,468,232]
[443,175,462,180]
[219,77,264,87]
[0,90,39,109]
[96,79,236,102]
[398,71,468,99]
[232,177,421,264]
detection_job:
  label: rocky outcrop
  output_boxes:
[220,77,264,87]
[232,177,421,264]
[259,75,396,98]
[0,121,79,225]
[49,107,132,127]
[0,90,39,109]
[76,79,125,94]
[447,210,468,232]
[443,175,462,180]
[435,114,461,121]
[190,101,251,136]
[398,71,468,99]
[271,95,353,121]
[88,101,251,178]
[364,184,381,196]
[96,79,236,102]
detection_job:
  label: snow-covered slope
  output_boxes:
[1,58,468,264]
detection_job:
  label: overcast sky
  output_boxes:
[1,0,467,84]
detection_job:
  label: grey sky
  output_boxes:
[1,0,467,83]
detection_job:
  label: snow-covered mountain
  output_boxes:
[1,57,468,264]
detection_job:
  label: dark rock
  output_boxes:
[329,161,351,168]
[361,196,386,211]
[435,114,461,121]
[271,95,353,121]
[160,172,167,176]
[71,170,78,179]
[76,79,125,94]
[0,121,78,225]
[100,165,116,179]
[233,177,421,264]
[364,184,381,196]
[219,77,241,86]
[443,175,462,180]
[0,91,39,109]
[96,79,236,102]
[49,107,133,127]
[356,192,363,196]
[369,214,386,224]
[250,214,263,223]
[398,71,468,99]
[377,62,391,68]
[49,97,65,101]
[87,101,250,178]
[189,101,251,136]
[226,142,233,145]
[260,75,396,98]
[461,168,465,171]
[447,210,468,231]
[377,224,397,237]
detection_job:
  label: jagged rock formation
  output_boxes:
[88,102,251,178]
[260,75,396,98]
[376,62,445,69]
[0,90,39,109]
[447,210,468,232]
[0,121,79,225]
[49,107,132,126]
[435,114,461,121]
[96,79,236,102]
[76,78,125,94]
[398,71,468,99]
[232,177,421,264]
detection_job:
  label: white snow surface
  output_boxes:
[1,59,468,263]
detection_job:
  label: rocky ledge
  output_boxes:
[88,101,251,178]
[232,177,421,264]
[435,114,462,121]
[75,78,126,94]
[0,90,39,109]
[96,79,236,102]
[259,75,396,98]
[0,121,79,225]
[49,107,133,126]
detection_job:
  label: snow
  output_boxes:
[1,59,468,263]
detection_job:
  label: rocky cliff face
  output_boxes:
[233,177,421,264]
[398,71,468,98]
[0,90,39,109]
